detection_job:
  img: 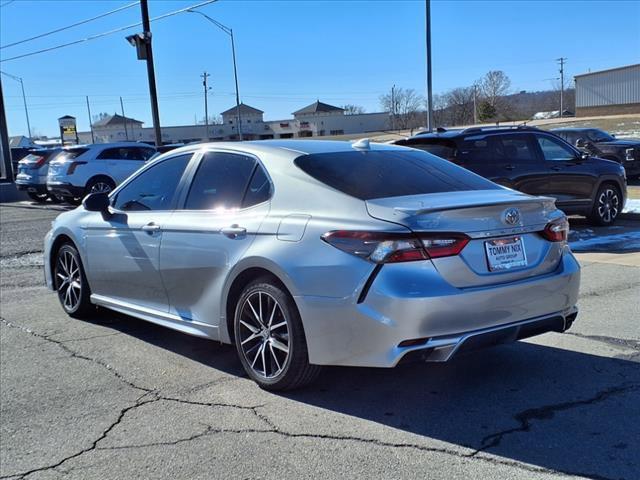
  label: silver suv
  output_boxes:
[47,142,156,203]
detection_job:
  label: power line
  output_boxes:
[0,1,140,50]
[0,0,217,63]
[0,0,17,8]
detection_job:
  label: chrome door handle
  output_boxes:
[141,222,161,234]
[504,164,516,170]
[221,225,246,239]
[551,166,562,171]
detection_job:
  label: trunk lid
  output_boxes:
[366,189,563,288]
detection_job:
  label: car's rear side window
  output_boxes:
[184,152,257,210]
[294,150,499,200]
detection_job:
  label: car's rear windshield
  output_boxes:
[55,148,89,161]
[294,149,500,200]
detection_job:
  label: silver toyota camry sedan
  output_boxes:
[44,140,580,390]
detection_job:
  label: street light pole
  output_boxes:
[141,0,162,146]
[425,0,434,132]
[1,71,31,138]
[188,9,243,140]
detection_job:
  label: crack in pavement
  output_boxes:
[0,393,160,480]
[472,382,640,479]
[566,332,640,351]
[0,318,152,394]
[578,282,640,300]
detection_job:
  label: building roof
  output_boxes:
[292,100,344,115]
[92,113,144,128]
[574,63,640,78]
[9,135,36,148]
[220,103,264,116]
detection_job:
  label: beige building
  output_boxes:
[78,101,391,145]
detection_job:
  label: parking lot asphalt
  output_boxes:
[1,203,638,480]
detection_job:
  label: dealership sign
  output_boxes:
[58,115,78,143]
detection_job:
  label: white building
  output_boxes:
[575,64,640,117]
[78,101,391,145]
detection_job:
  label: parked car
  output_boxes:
[47,142,156,203]
[394,126,627,226]
[14,147,63,202]
[551,127,640,178]
[10,147,35,178]
[45,140,580,390]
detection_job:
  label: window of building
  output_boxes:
[329,130,344,135]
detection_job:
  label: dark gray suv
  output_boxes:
[396,126,627,225]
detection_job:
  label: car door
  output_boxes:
[159,150,272,328]
[84,153,193,311]
[533,133,597,205]
[491,133,553,196]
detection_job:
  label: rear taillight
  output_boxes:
[541,217,569,242]
[66,161,87,175]
[30,156,46,169]
[321,231,469,264]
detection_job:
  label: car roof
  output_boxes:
[66,142,156,150]
[550,128,593,132]
[155,139,413,160]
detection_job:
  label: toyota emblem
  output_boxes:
[503,208,521,226]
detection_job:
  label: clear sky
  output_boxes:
[1,0,639,137]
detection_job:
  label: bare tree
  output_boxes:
[444,86,475,126]
[380,87,424,129]
[478,70,511,108]
[341,104,365,115]
[197,115,222,125]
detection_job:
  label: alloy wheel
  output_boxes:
[238,291,290,379]
[597,188,620,224]
[56,249,82,311]
[90,182,112,194]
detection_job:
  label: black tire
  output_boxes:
[48,194,65,204]
[85,177,115,196]
[27,191,49,203]
[588,184,622,226]
[234,277,322,391]
[54,244,94,318]
[62,195,82,206]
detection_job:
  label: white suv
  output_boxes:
[47,142,156,203]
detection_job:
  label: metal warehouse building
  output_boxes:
[575,64,640,117]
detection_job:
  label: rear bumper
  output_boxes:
[16,182,47,194]
[296,249,580,367]
[47,182,84,198]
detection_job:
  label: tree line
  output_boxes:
[374,70,575,130]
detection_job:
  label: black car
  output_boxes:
[551,128,640,178]
[395,126,627,225]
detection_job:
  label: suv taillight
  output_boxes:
[66,161,87,175]
[321,231,469,264]
[541,217,569,242]
[30,156,46,169]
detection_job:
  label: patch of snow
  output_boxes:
[569,231,640,252]
[623,199,640,214]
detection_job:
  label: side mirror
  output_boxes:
[83,192,110,215]
[575,138,588,148]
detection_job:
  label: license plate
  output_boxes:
[485,236,527,272]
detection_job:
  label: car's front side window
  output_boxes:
[495,134,536,162]
[113,154,192,211]
[184,152,257,210]
[536,135,576,161]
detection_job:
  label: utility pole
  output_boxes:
[0,76,13,181]
[557,57,567,118]
[473,84,478,124]
[425,0,433,132]
[391,84,396,130]
[141,0,162,146]
[120,97,129,140]
[201,71,210,140]
[86,96,95,144]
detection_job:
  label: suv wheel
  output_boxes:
[589,184,621,226]
[54,244,94,318]
[27,191,49,203]
[86,177,115,195]
[234,278,322,391]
